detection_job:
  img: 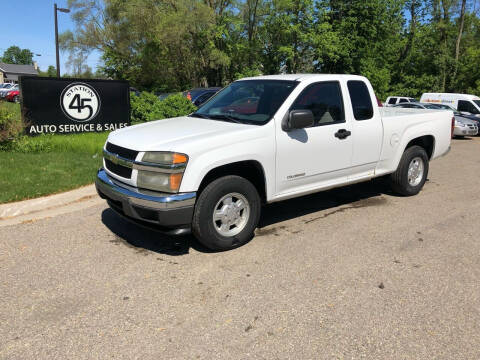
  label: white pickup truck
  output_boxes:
[96,74,452,250]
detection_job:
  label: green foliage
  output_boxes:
[130,91,161,123]
[130,92,196,123]
[39,65,57,77]
[62,0,480,100]
[1,45,34,65]
[0,102,23,142]
[0,132,108,155]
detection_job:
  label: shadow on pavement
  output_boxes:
[101,178,395,256]
[259,178,392,228]
[101,209,211,256]
[453,137,473,141]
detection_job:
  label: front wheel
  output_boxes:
[389,145,429,196]
[192,175,261,251]
[13,95,19,103]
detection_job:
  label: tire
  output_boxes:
[192,175,261,251]
[14,95,19,103]
[389,145,429,196]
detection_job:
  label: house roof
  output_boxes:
[0,62,38,75]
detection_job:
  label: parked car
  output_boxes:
[392,102,440,110]
[385,96,417,107]
[0,83,15,98]
[183,87,221,105]
[453,112,480,130]
[5,89,20,103]
[434,103,480,130]
[420,92,480,116]
[193,90,218,107]
[96,74,452,251]
[157,93,176,101]
[393,102,478,137]
[452,118,478,137]
[129,87,140,97]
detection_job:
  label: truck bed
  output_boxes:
[375,107,453,175]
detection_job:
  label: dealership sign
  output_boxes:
[20,77,130,135]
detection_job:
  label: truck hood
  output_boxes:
[107,116,263,153]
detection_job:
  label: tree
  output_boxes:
[1,46,34,65]
[61,0,230,90]
[38,65,57,77]
[57,0,480,97]
[47,65,57,77]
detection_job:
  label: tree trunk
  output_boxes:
[399,1,417,63]
[440,0,450,92]
[453,0,467,82]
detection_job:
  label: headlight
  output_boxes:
[137,170,183,192]
[142,151,188,165]
[136,152,188,193]
[455,121,466,127]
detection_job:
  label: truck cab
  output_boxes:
[96,74,452,251]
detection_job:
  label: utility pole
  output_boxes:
[54,3,70,78]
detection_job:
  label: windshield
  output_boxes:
[434,104,453,110]
[473,100,480,109]
[423,104,440,109]
[190,80,299,125]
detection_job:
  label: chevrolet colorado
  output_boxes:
[96,74,452,250]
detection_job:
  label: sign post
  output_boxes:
[19,77,130,135]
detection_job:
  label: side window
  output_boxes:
[388,98,397,105]
[347,81,374,120]
[458,100,480,114]
[290,81,345,126]
[398,98,408,103]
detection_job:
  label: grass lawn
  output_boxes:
[0,152,103,203]
[0,132,109,204]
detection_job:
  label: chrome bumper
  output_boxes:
[95,169,196,233]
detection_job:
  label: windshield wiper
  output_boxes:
[189,112,211,119]
[207,114,244,124]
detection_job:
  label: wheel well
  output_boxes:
[405,135,435,159]
[198,161,267,202]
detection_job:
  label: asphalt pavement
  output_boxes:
[1,137,480,359]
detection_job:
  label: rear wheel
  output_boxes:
[13,95,19,103]
[390,145,429,196]
[192,175,261,251]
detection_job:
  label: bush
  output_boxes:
[0,132,108,155]
[0,102,23,142]
[130,91,159,123]
[130,92,196,123]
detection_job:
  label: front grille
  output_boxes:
[106,142,139,161]
[105,158,132,178]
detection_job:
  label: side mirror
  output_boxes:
[283,110,314,131]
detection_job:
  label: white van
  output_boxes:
[385,96,417,107]
[420,93,480,116]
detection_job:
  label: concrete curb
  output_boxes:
[0,184,104,227]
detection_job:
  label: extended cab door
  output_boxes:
[345,80,383,180]
[275,80,353,196]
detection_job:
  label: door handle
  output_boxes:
[334,129,351,140]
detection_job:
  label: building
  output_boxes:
[0,62,38,83]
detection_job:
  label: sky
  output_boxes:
[0,0,101,75]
